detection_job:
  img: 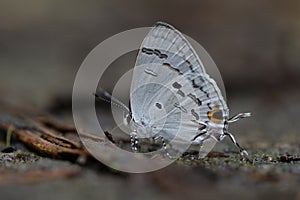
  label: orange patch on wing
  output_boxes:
[208,108,223,123]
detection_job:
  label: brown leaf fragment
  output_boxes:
[17,129,88,158]
[0,112,90,161]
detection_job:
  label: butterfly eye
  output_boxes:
[207,108,223,123]
[155,103,162,109]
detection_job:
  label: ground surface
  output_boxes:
[0,90,299,200]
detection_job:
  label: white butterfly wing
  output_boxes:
[130,22,229,152]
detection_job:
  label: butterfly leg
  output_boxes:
[224,131,248,156]
[160,137,168,151]
[152,136,167,150]
[153,136,181,159]
[130,132,139,152]
[228,112,251,123]
[161,139,175,159]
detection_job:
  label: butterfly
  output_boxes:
[99,21,251,158]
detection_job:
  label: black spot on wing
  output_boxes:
[187,93,202,106]
[141,47,153,55]
[200,87,210,98]
[153,49,168,59]
[207,103,212,110]
[155,103,162,109]
[141,47,168,59]
[176,90,185,97]
[163,63,183,75]
[185,60,195,73]
[191,109,200,120]
[172,82,182,89]
[191,79,210,99]
[174,103,187,113]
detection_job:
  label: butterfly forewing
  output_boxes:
[135,22,207,75]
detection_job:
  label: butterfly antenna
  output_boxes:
[224,131,248,156]
[94,91,131,137]
[93,89,131,115]
[228,112,251,123]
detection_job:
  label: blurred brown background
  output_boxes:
[1,0,299,141]
[0,1,299,199]
[1,0,299,107]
